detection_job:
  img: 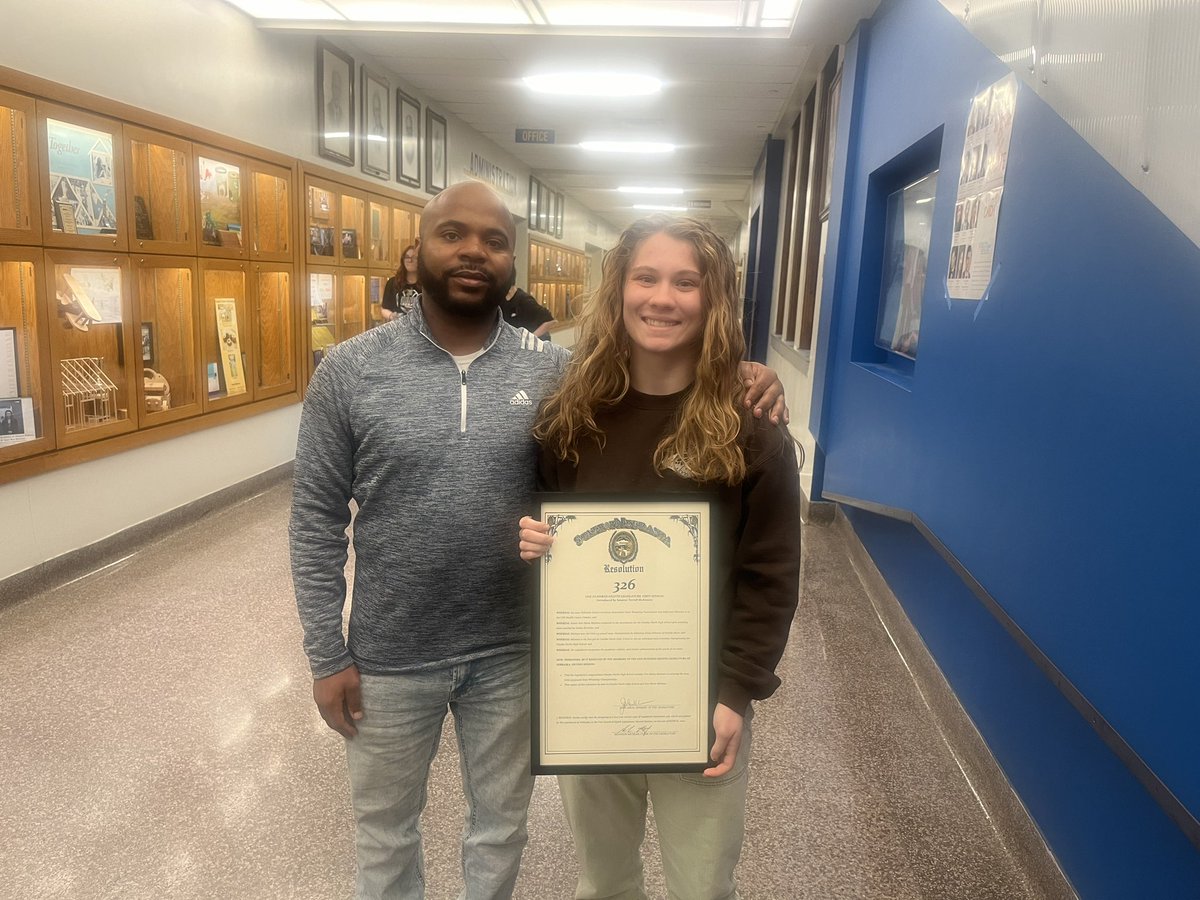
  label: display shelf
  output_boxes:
[43,249,137,447]
[0,248,53,461]
[368,197,391,270]
[307,266,338,379]
[132,254,200,428]
[339,190,366,266]
[250,162,292,262]
[199,259,253,412]
[0,89,43,247]
[125,125,195,256]
[528,239,588,324]
[252,263,295,400]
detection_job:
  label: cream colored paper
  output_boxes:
[538,499,710,769]
[214,298,247,396]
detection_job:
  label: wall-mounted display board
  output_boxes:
[528,239,588,325]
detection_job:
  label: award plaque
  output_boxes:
[533,495,716,774]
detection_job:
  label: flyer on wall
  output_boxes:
[948,72,1016,300]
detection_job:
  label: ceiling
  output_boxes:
[247,0,881,240]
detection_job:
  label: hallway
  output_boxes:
[0,476,1068,899]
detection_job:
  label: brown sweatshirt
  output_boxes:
[536,386,801,713]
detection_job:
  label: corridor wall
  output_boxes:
[810,0,1200,894]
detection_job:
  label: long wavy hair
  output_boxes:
[533,215,747,485]
[393,243,420,286]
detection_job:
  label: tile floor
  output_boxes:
[0,479,1071,899]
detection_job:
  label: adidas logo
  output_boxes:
[509,390,533,406]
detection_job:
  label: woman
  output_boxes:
[381,243,420,319]
[519,215,801,899]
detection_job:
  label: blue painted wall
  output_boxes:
[812,0,1200,893]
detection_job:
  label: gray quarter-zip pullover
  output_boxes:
[289,301,571,679]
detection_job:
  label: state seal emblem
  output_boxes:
[609,529,638,564]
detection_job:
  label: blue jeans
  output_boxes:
[345,651,534,900]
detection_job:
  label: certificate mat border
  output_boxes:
[531,492,719,775]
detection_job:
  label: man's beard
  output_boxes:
[418,255,514,319]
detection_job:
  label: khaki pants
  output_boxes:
[557,719,752,900]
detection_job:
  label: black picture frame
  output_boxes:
[316,39,355,166]
[425,109,447,195]
[396,90,421,188]
[538,183,550,233]
[360,66,391,180]
[555,192,565,239]
[528,176,541,229]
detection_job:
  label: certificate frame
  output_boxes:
[532,493,717,775]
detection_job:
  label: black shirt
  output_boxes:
[499,287,554,332]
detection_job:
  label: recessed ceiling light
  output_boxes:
[581,140,675,154]
[617,186,685,195]
[633,204,688,212]
[523,73,661,97]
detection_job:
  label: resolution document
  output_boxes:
[533,496,713,773]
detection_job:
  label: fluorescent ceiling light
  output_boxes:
[523,73,661,97]
[224,0,797,28]
[633,204,688,212]
[617,186,686,195]
[581,140,675,154]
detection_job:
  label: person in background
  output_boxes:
[381,243,421,319]
[290,183,788,900]
[518,214,802,900]
[499,272,555,338]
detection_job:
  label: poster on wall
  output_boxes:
[214,298,247,397]
[47,119,118,236]
[948,72,1017,300]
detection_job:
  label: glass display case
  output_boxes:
[132,255,200,427]
[0,249,53,462]
[367,273,387,329]
[306,180,338,265]
[196,149,246,259]
[528,239,589,324]
[0,90,43,247]
[250,163,292,262]
[125,125,195,255]
[368,198,391,269]
[392,207,417,263]
[44,250,137,447]
[339,191,366,265]
[38,103,127,252]
[308,267,337,376]
[340,273,367,341]
[199,260,252,411]
[252,263,295,399]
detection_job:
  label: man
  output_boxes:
[290,182,785,899]
[499,275,554,338]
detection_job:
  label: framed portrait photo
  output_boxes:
[361,67,391,180]
[316,39,355,166]
[396,90,421,188]
[528,176,541,229]
[426,109,447,195]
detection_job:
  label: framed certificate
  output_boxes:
[533,494,716,774]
